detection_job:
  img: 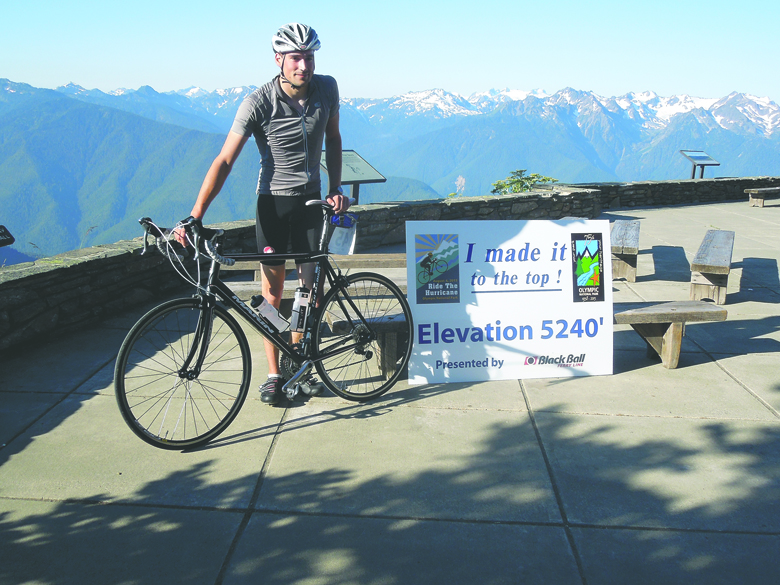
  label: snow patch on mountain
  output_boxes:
[385,88,479,118]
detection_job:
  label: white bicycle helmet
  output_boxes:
[272,23,321,54]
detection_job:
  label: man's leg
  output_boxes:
[292,260,325,397]
[261,263,287,375]
[259,263,287,404]
[292,261,316,345]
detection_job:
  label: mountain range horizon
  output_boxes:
[53,80,780,130]
[2,78,780,264]
[53,79,779,109]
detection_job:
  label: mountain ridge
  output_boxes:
[46,79,780,136]
[2,78,779,263]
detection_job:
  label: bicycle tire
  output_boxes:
[312,273,413,401]
[114,298,251,449]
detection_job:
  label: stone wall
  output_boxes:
[352,185,601,249]
[572,176,780,210]
[1,176,777,352]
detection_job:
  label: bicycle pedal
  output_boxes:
[299,380,325,397]
[284,385,300,401]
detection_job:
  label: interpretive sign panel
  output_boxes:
[0,225,14,248]
[406,220,613,384]
[680,150,719,166]
[320,150,386,185]
[680,150,720,178]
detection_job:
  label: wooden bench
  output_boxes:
[614,301,727,369]
[745,187,780,208]
[611,220,640,282]
[328,314,409,379]
[689,229,735,305]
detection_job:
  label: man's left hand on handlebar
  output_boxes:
[173,216,201,247]
[326,193,350,214]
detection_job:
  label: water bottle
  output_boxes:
[250,295,289,331]
[290,287,311,333]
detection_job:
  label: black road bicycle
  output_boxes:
[114,200,413,450]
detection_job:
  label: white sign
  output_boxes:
[406,220,613,384]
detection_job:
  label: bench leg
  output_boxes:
[630,322,684,369]
[375,332,398,379]
[612,253,637,282]
[749,195,765,207]
[690,271,729,305]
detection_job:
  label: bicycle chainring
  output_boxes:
[278,353,302,381]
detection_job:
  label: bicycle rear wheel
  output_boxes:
[114,298,251,449]
[312,273,412,401]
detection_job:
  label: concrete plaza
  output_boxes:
[1,199,779,584]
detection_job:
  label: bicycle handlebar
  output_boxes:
[138,197,356,267]
[305,197,356,210]
[138,216,235,267]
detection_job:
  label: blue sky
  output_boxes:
[2,0,778,101]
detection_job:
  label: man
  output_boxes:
[177,23,348,405]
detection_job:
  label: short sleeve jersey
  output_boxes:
[231,74,340,196]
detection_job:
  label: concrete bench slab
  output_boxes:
[614,301,727,369]
[611,219,640,282]
[690,229,735,305]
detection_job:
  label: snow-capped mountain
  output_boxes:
[171,85,257,119]
[348,86,780,136]
[345,88,480,121]
[468,88,550,112]
[50,79,780,138]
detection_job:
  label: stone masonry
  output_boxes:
[1,176,777,352]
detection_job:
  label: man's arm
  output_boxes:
[324,112,348,213]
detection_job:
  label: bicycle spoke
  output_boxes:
[313,274,412,401]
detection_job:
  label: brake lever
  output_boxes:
[139,217,155,256]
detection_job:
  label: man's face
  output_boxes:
[275,50,315,87]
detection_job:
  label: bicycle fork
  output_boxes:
[177,295,216,380]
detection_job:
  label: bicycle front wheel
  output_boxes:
[114,298,251,449]
[313,273,413,401]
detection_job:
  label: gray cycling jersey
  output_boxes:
[231,74,339,196]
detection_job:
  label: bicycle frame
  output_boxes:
[177,210,375,387]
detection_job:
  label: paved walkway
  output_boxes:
[1,200,779,584]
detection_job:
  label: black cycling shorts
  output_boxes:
[255,193,323,266]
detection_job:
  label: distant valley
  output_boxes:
[1,78,779,262]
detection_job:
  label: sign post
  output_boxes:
[406,220,614,384]
[680,150,720,179]
[321,149,386,204]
